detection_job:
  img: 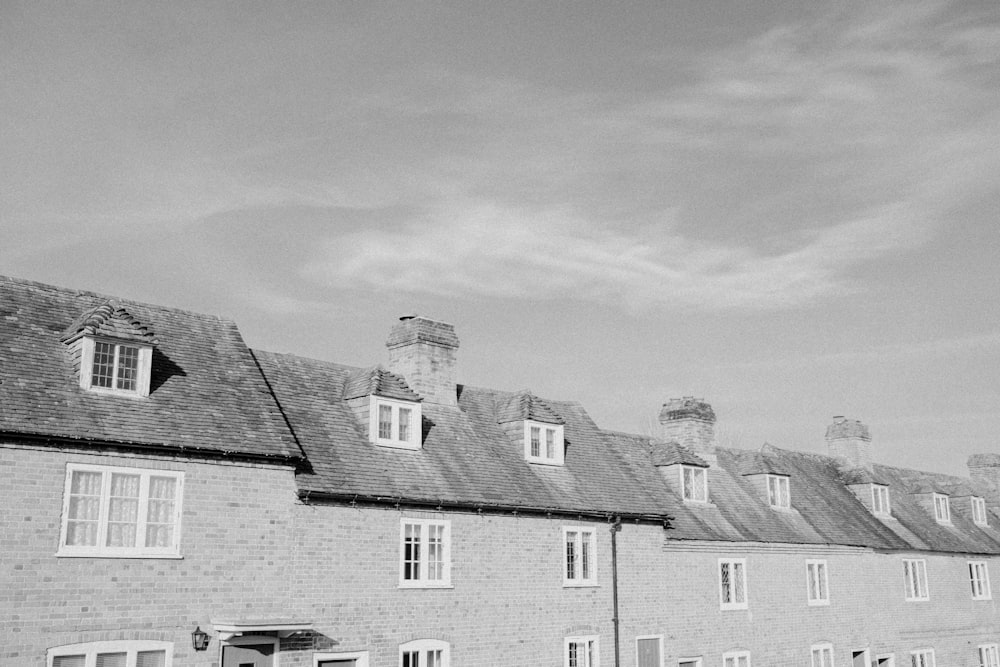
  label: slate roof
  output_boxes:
[649,440,709,467]
[342,366,421,402]
[495,391,565,425]
[0,276,299,459]
[253,350,669,518]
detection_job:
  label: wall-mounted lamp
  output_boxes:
[191,626,211,651]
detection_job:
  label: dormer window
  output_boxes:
[79,337,153,397]
[972,497,988,526]
[681,465,708,502]
[371,397,421,450]
[933,493,951,523]
[766,474,790,509]
[524,421,564,465]
[872,484,891,516]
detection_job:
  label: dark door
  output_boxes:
[222,643,274,667]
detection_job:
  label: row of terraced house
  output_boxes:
[3,274,1000,667]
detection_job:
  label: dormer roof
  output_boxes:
[738,447,790,476]
[343,366,421,402]
[650,440,709,468]
[908,480,949,495]
[61,300,157,344]
[840,466,890,486]
[495,391,565,425]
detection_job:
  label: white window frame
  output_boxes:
[371,396,421,450]
[722,650,751,667]
[719,558,748,610]
[872,485,891,516]
[874,654,895,667]
[78,337,153,397]
[910,649,934,667]
[58,463,184,558]
[932,493,951,523]
[972,497,989,526]
[851,650,871,667]
[680,465,708,503]
[979,644,999,667]
[811,643,835,667]
[903,559,929,601]
[677,658,702,667]
[524,420,565,465]
[969,560,992,600]
[563,526,597,587]
[634,635,663,667]
[48,640,173,667]
[806,559,830,606]
[399,639,449,667]
[767,474,791,509]
[315,650,369,667]
[565,636,599,667]
[399,517,451,588]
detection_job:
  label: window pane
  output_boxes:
[96,653,127,667]
[67,470,102,546]
[398,408,411,442]
[530,426,540,457]
[546,428,555,459]
[734,562,745,603]
[53,656,87,667]
[116,345,139,390]
[566,531,577,579]
[427,524,444,581]
[136,651,166,667]
[403,651,418,667]
[581,532,591,580]
[106,473,140,547]
[403,523,421,580]
[568,643,579,667]
[92,341,115,388]
[145,476,177,548]
[379,404,393,440]
[720,563,731,603]
[817,564,826,600]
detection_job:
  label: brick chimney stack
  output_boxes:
[659,397,717,460]
[826,416,872,470]
[968,454,1000,508]
[386,316,460,407]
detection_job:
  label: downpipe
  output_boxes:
[610,516,623,667]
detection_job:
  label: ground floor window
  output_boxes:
[910,650,935,667]
[723,651,750,667]
[566,636,599,667]
[980,644,999,667]
[48,641,172,667]
[399,639,449,667]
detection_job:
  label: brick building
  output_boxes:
[2,275,999,667]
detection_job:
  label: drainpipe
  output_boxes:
[610,516,623,667]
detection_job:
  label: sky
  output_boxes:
[2,1,999,476]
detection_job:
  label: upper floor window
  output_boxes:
[524,421,564,465]
[59,464,183,558]
[903,559,929,601]
[767,475,790,509]
[972,497,989,526]
[969,561,992,600]
[680,465,708,502]
[806,559,829,605]
[872,485,891,516]
[399,518,451,588]
[79,338,152,397]
[932,493,950,523]
[565,636,598,667]
[723,651,750,667]
[719,558,748,610]
[811,643,834,667]
[48,640,173,667]
[372,397,421,450]
[980,644,999,667]
[400,639,449,667]
[910,650,934,667]
[564,527,596,586]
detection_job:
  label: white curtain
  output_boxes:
[106,474,140,547]
[53,656,86,667]
[66,471,102,546]
[136,650,166,667]
[95,654,127,667]
[145,477,176,547]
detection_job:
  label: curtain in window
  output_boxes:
[53,656,86,667]
[67,470,102,546]
[145,476,176,547]
[136,650,167,667]
[106,473,140,547]
[95,653,127,667]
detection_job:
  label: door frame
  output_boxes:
[314,650,370,667]
[220,634,280,667]
[635,635,664,667]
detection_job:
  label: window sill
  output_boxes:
[398,582,454,590]
[904,597,930,602]
[972,596,993,601]
[807,599,830,607]
[57,551,183,559]
[684,500,718,509]
[563,581,599,588]
[719,604,748,611]
[375,439,421,450]
[526,458,564,467]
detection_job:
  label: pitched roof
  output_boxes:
[495,391,565,425]
[253,350,669,518]
[342,366,421,402]
[0,276,299,459]
[649,440,708,467]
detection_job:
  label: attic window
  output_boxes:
[371,397,421,450]
[524,421,564,466]
[972,497,988,527]
[79,337,152,397]
[933,493,951,524]
[872,485,891,516]
[680,465,708,502]
[766,474,790,509]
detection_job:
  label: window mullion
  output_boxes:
[136,473,150,551]
[111,344,121,390]
[97,470,111,548]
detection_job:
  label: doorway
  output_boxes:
[222,636,277,667]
